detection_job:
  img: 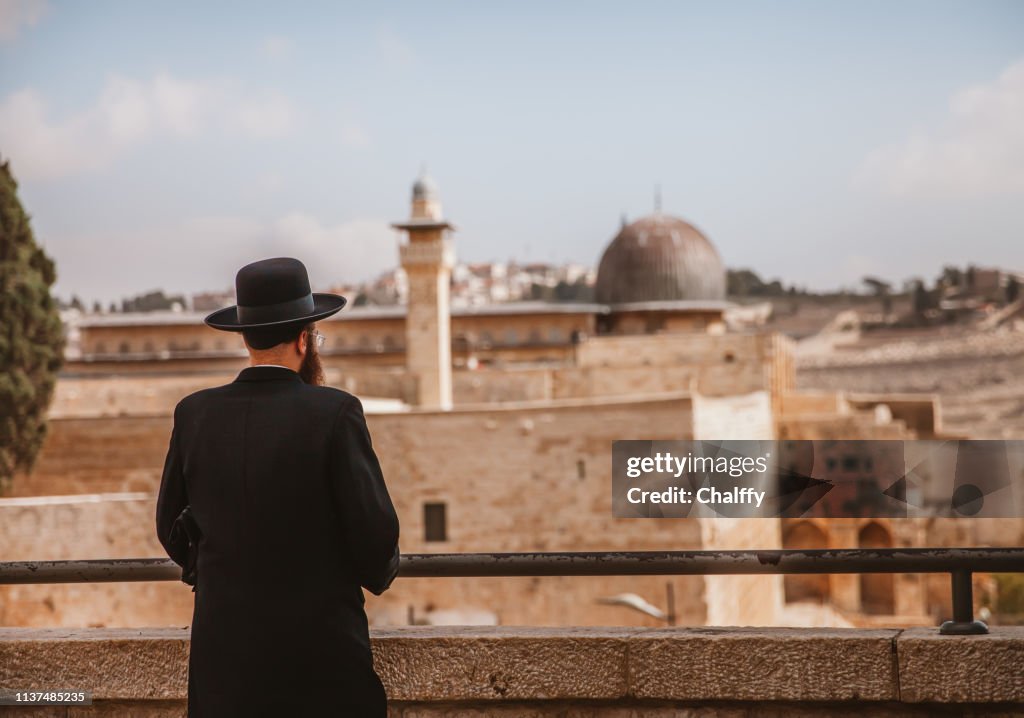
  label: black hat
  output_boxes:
[204,257,347,331]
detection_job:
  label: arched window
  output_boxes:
[859,522,895,615]
[782,521,830,603]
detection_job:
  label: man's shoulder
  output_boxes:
[298,383,361,411]
[173,382,360,417]
[173,384,231,417]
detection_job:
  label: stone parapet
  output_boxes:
[1,626,1023,715]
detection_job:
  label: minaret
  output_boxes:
[391,171,456,410]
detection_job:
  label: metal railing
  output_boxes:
[3,547,1023,635]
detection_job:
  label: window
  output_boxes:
[577,459,586,479]
[842,455,860,471]
[424,502,447,542]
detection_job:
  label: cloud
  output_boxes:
[0,73,300,180]
[50,214,400,302]
[262,35,292,61]
[856,59,1024,198]
[0,0,47,43]
[235,91,298,138]
[338,122,370,149]
[269,215,397,282]
[376,26,416,67]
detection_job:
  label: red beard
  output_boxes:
[299,339,325,386]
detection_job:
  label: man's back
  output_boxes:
[156,365,400,717]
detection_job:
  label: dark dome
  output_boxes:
[595,213,726,304]
[412,173,439,201]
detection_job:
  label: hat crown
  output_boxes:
[236,257,311,307]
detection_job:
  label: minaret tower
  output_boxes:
[391,171,456,410]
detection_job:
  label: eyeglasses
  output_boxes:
[308,329,326,348]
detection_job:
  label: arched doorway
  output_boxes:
[858,521,895,615]
[782,521,830,603]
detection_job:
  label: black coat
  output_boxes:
[155,365,401,717]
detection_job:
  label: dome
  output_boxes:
[595,213,726,304]
[412,173,439,201]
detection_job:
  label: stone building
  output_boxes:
[1,174,986,631]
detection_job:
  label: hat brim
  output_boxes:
[204,293,347,331]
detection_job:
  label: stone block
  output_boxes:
[372,626,632,701]
[628,627,899,701]
[897,626,1024,703]
[0,628,188,701]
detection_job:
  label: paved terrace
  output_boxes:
[1,625,1023,716]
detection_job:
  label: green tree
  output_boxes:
[0,160,64,494]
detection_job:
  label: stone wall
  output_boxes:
[0,495,189,628]
[53,329,792,414]
[691,390,774,440]
[3,394,783,628]
[74,310,596,365]
[1,626,1021,716]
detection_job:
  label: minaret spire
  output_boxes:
[654,183,662,213]
[392,172,456,410]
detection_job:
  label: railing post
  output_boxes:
[939,570,988,635]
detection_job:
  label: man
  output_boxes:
[156,257,400,717]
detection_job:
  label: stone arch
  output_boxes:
[858,521,895,615]
[782,520,830,603]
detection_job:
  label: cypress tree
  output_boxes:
[0,159,64,494]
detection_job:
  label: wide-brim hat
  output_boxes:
[204,257,347,331]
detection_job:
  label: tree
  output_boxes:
[1006,276,1021,305]
[861,276,892,296]
[911,280,931,315]
[0,160,64,494]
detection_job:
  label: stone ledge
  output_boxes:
[372,626,633,701]
[897,626,1024,703]
[1,626,1023,705]
[0,628,188,700]
[628,626,899,702]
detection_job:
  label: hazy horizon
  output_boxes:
[2,1,1023,304]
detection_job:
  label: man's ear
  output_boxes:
[296,330,307,356]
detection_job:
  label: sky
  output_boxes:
[1,0,1023,304]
